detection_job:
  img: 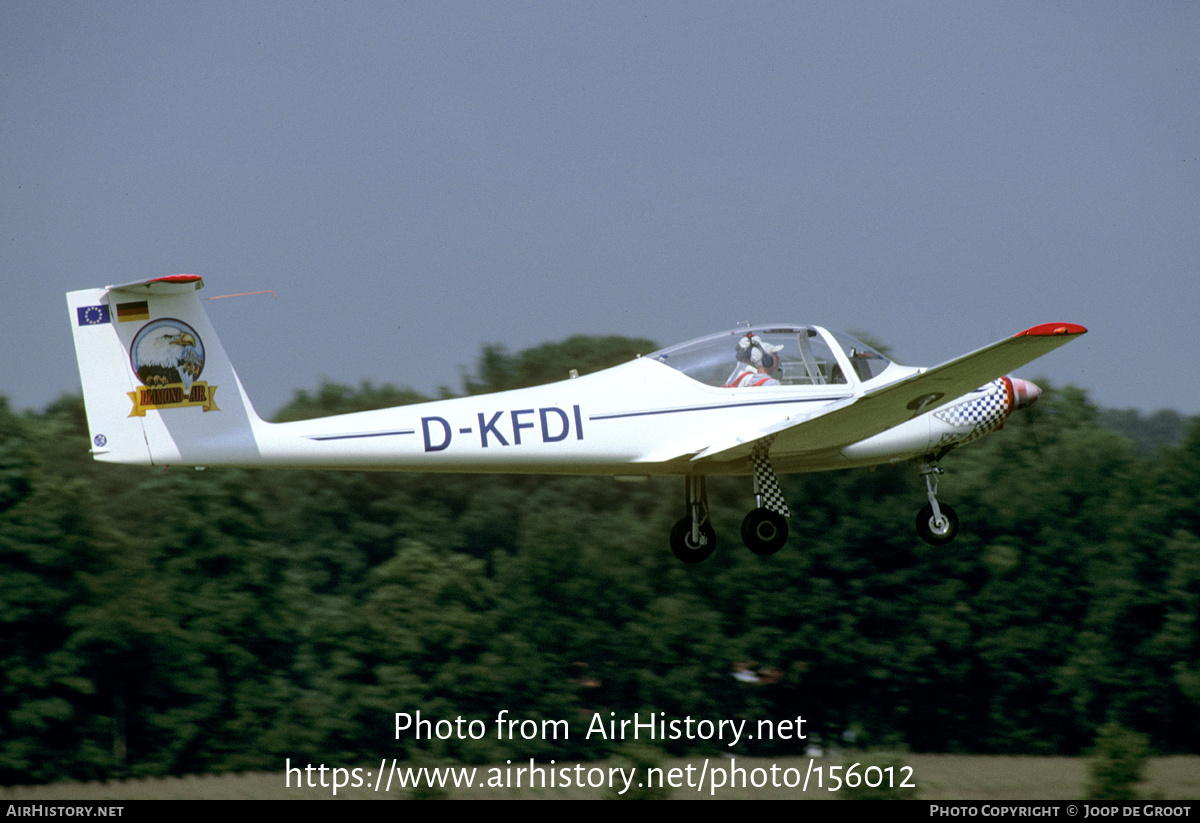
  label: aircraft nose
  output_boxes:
[1010,378,1042,409]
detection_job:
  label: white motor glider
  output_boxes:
[67,275,1086,562]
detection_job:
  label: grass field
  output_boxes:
[2,754,1197,800]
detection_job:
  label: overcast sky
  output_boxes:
[4,2,1198,418]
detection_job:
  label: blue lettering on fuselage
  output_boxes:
[478,411,509,447]
[511,408,535,445]
[422,416,451,452]
[422,405,584,452]
[540,407,569,442]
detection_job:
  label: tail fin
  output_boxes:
[66,275,265,466]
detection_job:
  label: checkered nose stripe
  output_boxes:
[933,379,1010,430]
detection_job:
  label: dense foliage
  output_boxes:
[2,339,1198,783]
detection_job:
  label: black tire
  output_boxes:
[670,516,716,563]
[916,502,959,545]
[741,508,789,555]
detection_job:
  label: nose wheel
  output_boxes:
[916,502,959,545]
[916,462,959,545]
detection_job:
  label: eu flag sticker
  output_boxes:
[77,305,111,326]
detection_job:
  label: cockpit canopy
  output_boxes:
[647,325,895,388]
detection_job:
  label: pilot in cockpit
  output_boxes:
[724,333,783,387]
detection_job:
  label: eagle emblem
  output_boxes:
[131,319,205,389]
[126,319,218,415]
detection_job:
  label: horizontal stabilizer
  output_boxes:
[107,274,205,295]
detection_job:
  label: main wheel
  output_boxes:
[741,508,789,555]
[670,516,716,563]
[916,502,959,545]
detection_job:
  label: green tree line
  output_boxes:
[1,337,1197,783]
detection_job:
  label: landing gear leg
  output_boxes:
[916,462,959,545]
[671,474,715,563]
[742,443,790,555]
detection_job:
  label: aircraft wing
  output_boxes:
[692,323,1087,465]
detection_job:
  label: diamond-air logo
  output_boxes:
[126,318,219,416]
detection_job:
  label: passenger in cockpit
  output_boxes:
[725,334,783,387]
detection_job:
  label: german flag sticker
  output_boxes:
[116,301,150,323]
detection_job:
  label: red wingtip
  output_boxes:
[1014,323,1087,337]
